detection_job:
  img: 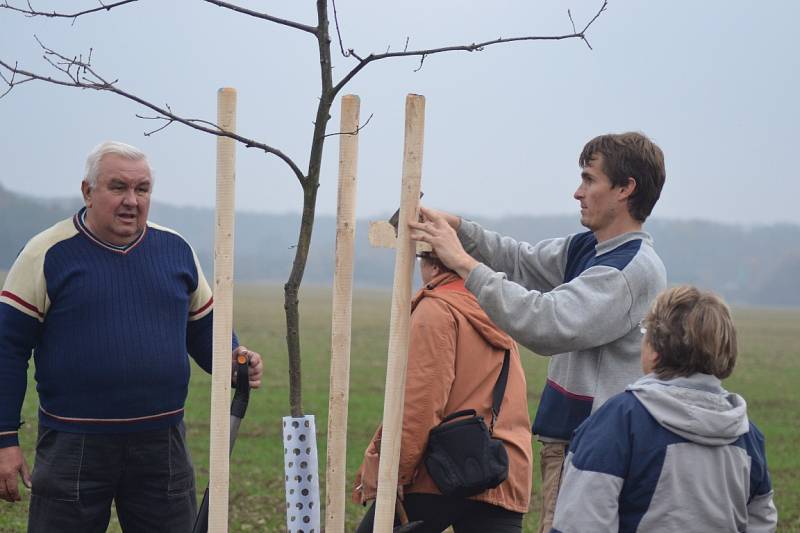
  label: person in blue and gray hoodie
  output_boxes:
[551,285,778,532]
[410,132,667,532]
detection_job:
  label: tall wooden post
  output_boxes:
[209,87,237,532]
[373,94,426,532]
[325,94,361,533]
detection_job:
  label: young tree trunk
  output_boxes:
[284,0,335,417]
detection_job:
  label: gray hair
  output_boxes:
[83,141,152,188]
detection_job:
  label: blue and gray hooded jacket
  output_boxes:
[551,374,778,532]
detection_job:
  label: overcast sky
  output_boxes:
[1,1,798,226]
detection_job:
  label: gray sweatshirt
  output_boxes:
[458,220,666,440]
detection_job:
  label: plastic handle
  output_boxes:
[230,357,250,419]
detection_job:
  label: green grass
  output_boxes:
[0,284,798,532]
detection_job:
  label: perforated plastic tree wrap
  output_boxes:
[283,415,321,532]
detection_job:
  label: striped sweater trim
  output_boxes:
[189,297,214,318]
[0,290,44,319]
[0,430,18,437]
[73,209,148,254]
[39,406,184,424]
[547,378,594,402]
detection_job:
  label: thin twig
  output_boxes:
[413,54,426,73]
[322,112,373,138]
[331,0,350,57]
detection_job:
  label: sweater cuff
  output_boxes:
[0,431,20,448]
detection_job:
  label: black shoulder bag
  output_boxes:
[423,350,510,498]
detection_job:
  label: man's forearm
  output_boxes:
[453,254,480,280]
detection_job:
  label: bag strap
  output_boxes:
[490,350,511,434]
[439,409,477,424]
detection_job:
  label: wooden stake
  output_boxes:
[373,94,425,533]
[209,87,237,532]
[325,94,361,533]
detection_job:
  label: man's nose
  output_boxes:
[122,188,138,205]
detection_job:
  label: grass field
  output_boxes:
[0,284,798,532]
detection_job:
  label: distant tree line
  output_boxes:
[2,183,798,307]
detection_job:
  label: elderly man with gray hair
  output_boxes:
[0,141,264,532]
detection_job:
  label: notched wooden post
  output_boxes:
[372,94,426,533]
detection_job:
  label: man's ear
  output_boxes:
[617,176,637,201]
[81,180,92,207]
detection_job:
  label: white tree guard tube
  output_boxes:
[209,86,237,532]
[325,94,361,533]
[284,415,321,533]
[373,94,426,532]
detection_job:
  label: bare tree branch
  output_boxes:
[0,62,36,97]
[0,40,307,184]
[136,110,227,137]
[0,0,138,18]
[0,0,317,35]
[1,0,611,420]
[332,0,608,95]
[322,112,373,139]
[200,0,317,35]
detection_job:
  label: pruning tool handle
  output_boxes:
[231,353,250,419]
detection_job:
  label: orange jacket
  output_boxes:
[353,272,532,513]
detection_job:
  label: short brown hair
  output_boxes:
[643,285,738,380]
[418,252,453,273]
[579,132,666,222]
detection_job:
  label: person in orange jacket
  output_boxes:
[353,252,532,533]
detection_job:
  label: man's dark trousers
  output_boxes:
[27,421,196,533]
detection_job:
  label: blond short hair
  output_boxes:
[643,285,738,380]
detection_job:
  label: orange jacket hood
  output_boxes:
[413,272,515,353]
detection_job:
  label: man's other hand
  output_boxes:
[232,346,263,389]
[0,446,31,502]
[409,206,479,279]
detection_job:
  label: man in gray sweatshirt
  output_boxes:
[409,132,667,532]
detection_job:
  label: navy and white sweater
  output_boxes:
[0,209,236,447]
[551,374,778,532]
[458,221,666,440]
